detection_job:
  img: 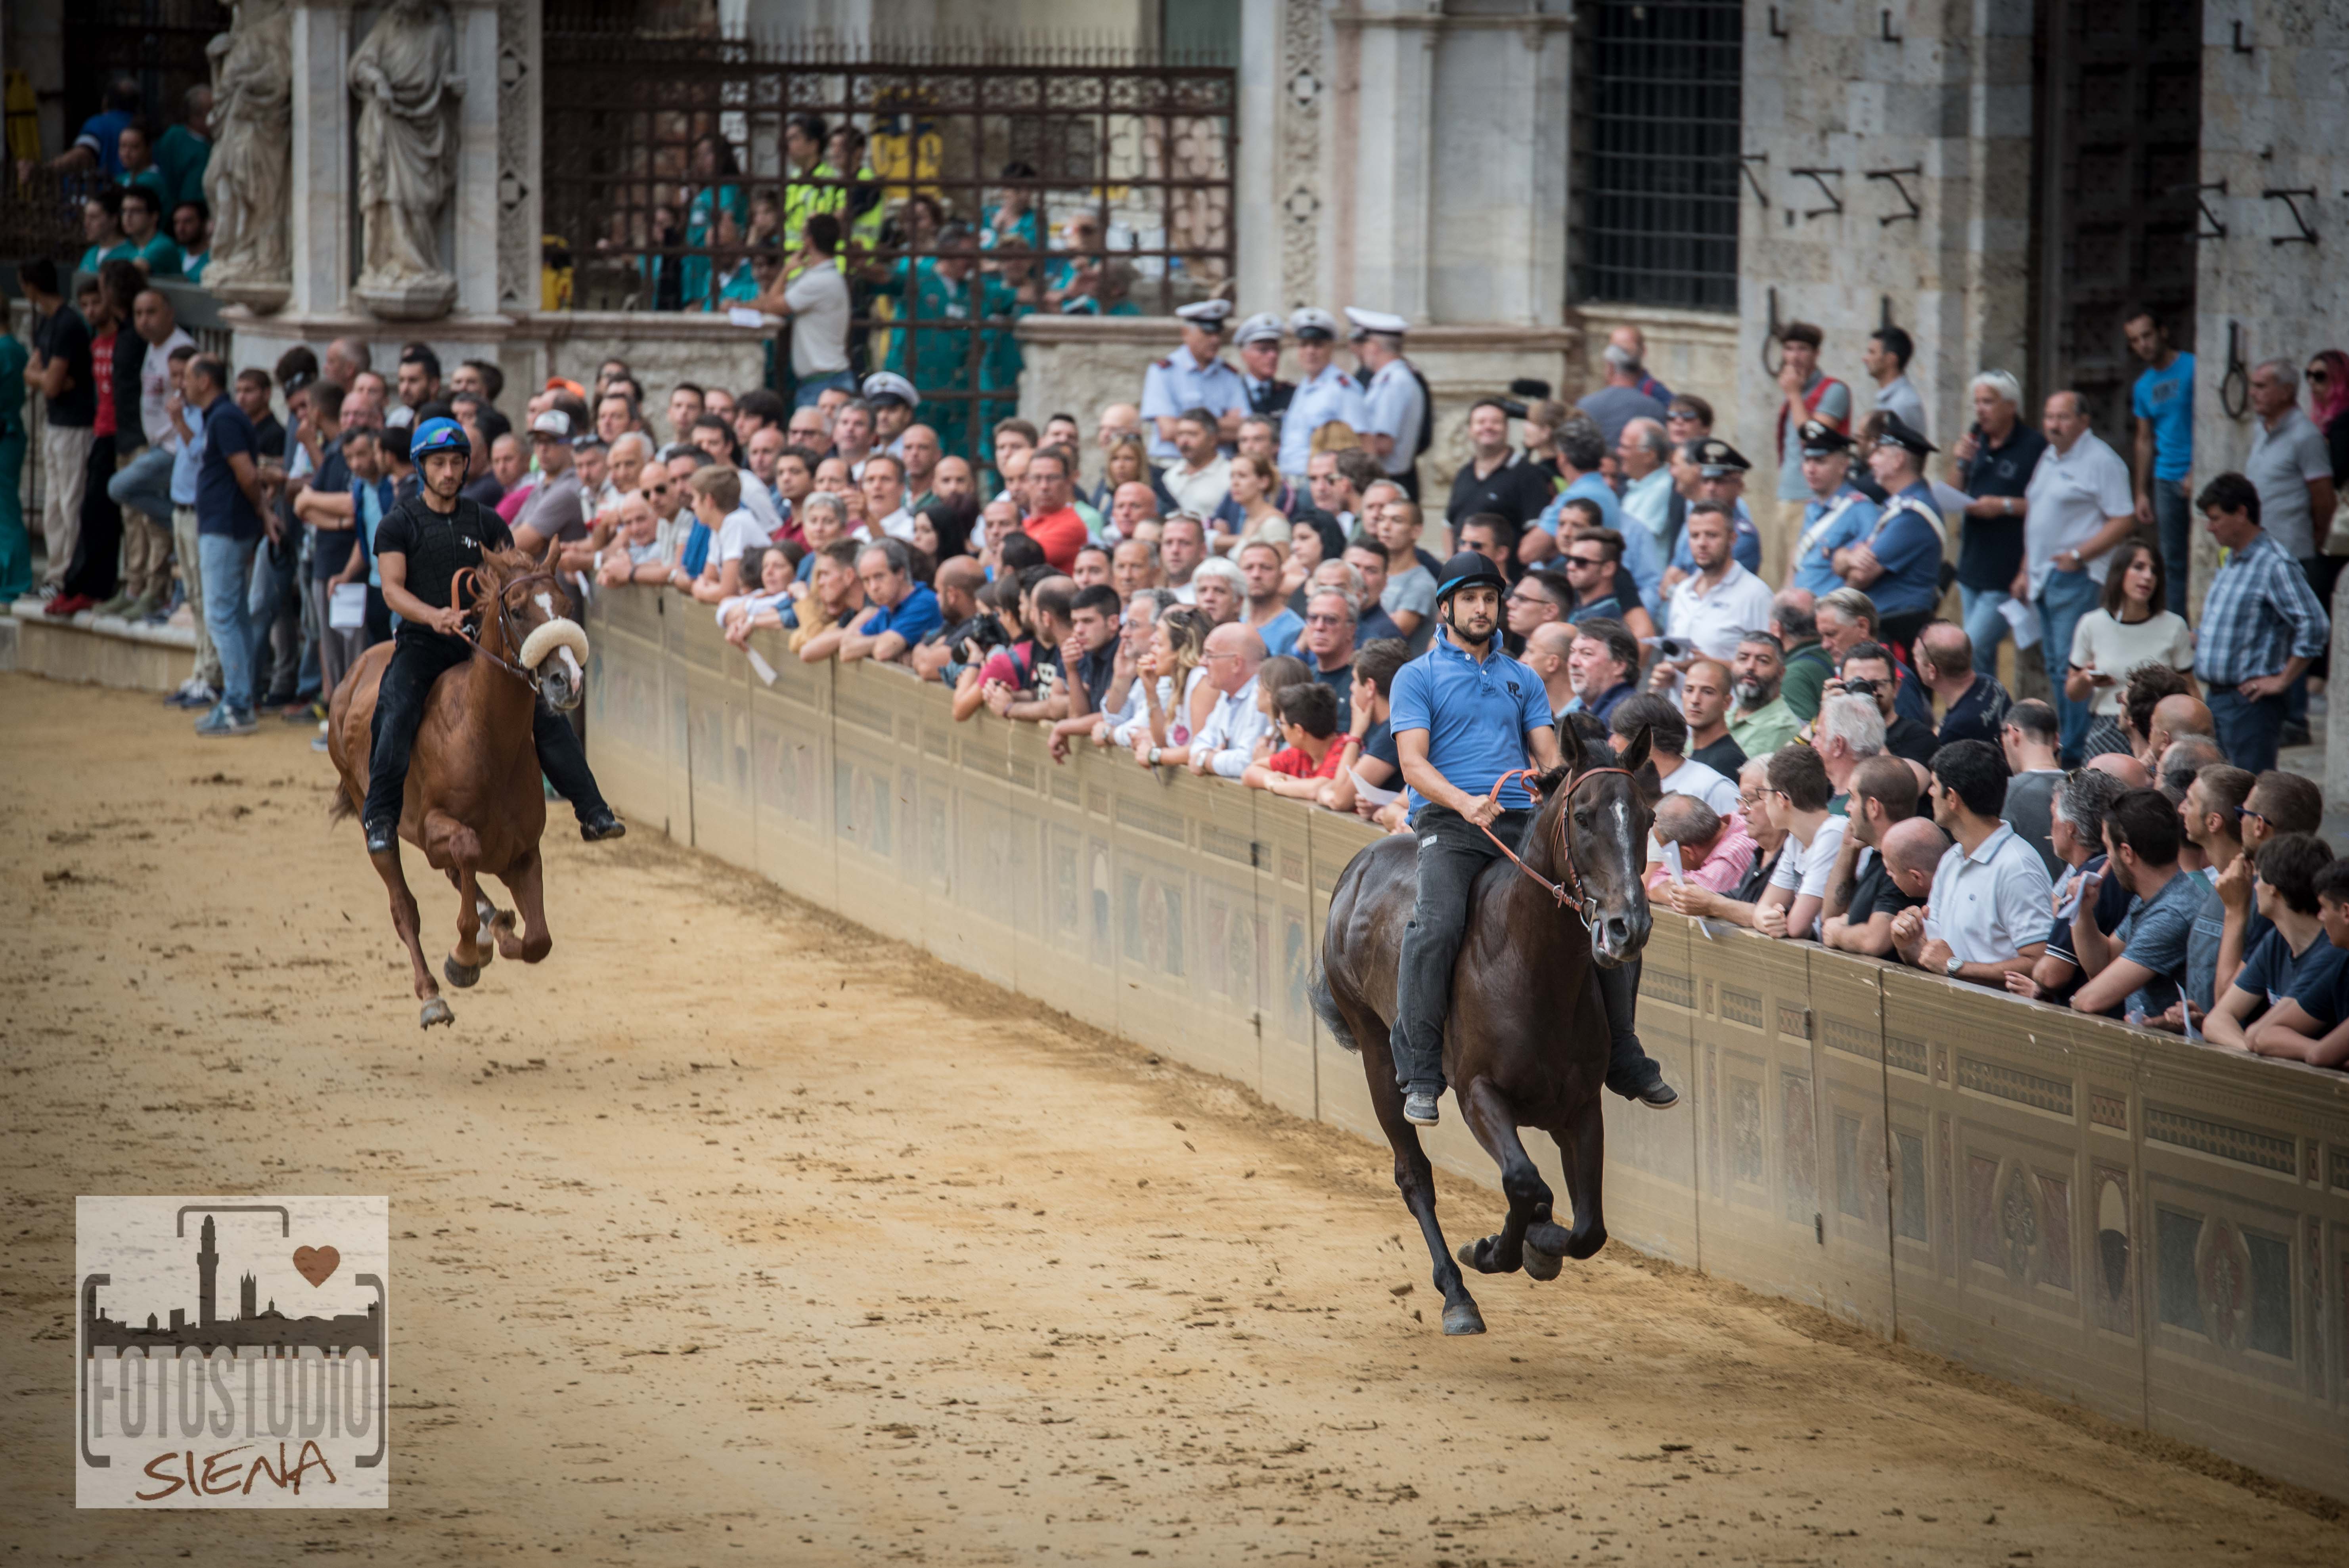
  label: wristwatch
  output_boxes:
[1148,746,1162,767]
[1943,954,1964,976]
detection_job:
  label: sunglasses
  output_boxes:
[2311,368,2332,383]
[1564,554,1608,567]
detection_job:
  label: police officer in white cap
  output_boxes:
[1346,306,1430,502]
[1234,312,1294,426]
[1141,299,1248,465]
[861,370,921,456]
[1278,306,1370,480]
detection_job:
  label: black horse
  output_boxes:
[1312,722,1658,1334]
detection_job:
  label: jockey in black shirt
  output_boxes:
[361,417,624,856]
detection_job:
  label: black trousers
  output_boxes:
[63,433,120,600]
[363,633,607,832]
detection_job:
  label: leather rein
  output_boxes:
[451,567,563,693]
[1476,764,1640,920]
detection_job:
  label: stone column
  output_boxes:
[1335,5,1435,322]
[1231,0,1283,312]
[494,0,542,314]
[287,0,354,320]
[453,0,502,317]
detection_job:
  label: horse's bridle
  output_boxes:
[452,566,563,693]
[1476,764,1640,920]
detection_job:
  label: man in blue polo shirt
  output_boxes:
[836,538,942,664]
[1385,553,1676,1127]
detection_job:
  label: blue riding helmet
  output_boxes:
[1433,550,1508,603]
[410,416,471,464]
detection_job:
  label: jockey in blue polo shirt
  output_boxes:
[1385,551,1679,1127]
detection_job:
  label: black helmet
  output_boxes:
[1434,550,1508,604]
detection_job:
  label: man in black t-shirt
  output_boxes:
[1947,370,2048,676]
[360,417,623,855]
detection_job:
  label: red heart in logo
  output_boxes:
[293,1246,341,1287]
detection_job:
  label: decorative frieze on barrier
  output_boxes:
[585,592,2349,1502]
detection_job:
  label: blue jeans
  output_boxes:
[793,369,856,409]
[199,532,260,712]
[246,530,304,703]
[2036,566,2102,763]
[2152,478,2191,616]
[106,445,178,525]
[2209,686,2288,776]
[1958,584,2013,676]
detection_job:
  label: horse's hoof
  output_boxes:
[1458,1236,1518,1275]
[419,998,454,1029]
[1522,1243,1563,1281]
[443,955,481,989]
[1441,1300,1487,1336]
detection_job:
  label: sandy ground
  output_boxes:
[3,670,2345,1567]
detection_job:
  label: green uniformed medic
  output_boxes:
[872,222,1022,463]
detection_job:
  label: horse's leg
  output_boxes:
[1355,1020,1484,1336]
[441,865,500,971]
[370,843,450,1029]
[1455,1078,1554,1278]
[423,815,491,989]
[1545,1093,1610,1261]
[496,848,555,963]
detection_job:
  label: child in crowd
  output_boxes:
[1244,681,1347,798]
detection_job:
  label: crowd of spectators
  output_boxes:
[10,89,2349,1067]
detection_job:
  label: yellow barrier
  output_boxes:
[587,592,2349,1501]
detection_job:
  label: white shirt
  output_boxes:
[1162,452,1232,518]
[783,260,851,378]
[1768,812,1849,937]
[1193,672,1273,779]
[2023,431,2133,597]
[1665,559,1775,661]
[712,506,772,568]
[737,473,785,536]
[1922,822,2054,965]
[140,328,196,450]
[1362,358,1426,477]
[873,505,916,542]
[1658,756,1739,816]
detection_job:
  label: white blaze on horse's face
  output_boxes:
[1584,785,1652,969]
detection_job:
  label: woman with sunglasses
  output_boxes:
[2307,348,2349,489]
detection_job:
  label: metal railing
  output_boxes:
[541,25,1237,462]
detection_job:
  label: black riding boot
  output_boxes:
[1596,957,1678,1108]
[533,700,623,839]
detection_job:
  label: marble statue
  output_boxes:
[201,0,293,312]
[350,0,464,320]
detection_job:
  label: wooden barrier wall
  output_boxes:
[586,591,2349,1502]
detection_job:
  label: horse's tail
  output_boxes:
[327,787,356,826]
[1308,967,1358,1053]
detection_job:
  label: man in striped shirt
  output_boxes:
[2194,472,2330,774]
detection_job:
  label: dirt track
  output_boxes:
[3,671,2345,1566]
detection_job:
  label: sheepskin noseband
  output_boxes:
[520,617,591,670]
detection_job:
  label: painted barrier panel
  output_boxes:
[1254,793,1320,1122]
[1604,911,1699,1265]
[1806,947,1897,1332]
[1689,922,1849,1311]
[582,585,670,834]
[676,613,756,873]
[747,624,838,910]
[2134,1040,2349,1499]
[1881,971,2147,1426]
[579,589,2349,1502]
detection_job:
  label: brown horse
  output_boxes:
[326,547,590,1028]
[1312,722,1657,1335]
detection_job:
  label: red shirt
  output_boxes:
[1265,742,1345,780]
[91,331,117,440]
[1021,506,1087,572]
